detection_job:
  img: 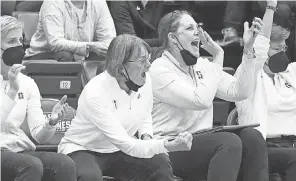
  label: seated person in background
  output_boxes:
[110,0,165,49]
[236,4,296,181]
[1,16,76,181]
[216,1,247,46]
[25,0,116,62]
[190,1,248,47]
[58,34,193,181]
[149,8,270,181]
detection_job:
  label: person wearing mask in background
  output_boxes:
[236,3,296,181]
[25,0,116,62]
[58,34,193,181]
[1,15,77,181]
[149,2,274,180]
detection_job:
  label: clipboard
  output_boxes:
[192,123,260,136]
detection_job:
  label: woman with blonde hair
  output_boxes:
[149,0,278,180]
[1,15,76,181]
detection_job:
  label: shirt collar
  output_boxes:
[104,71,136,96]
[162,50,198,74]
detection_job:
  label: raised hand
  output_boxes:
[243,18,263,51]
[49,95,69,125]
[7,64,26,100]
[164,132,193,152]
[199,28,223,57]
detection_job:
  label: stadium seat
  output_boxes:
[213,67,236,126]
[82,60,106,86]
[12,11,39,47]
[23,61,83,109]
[21,98,76,152]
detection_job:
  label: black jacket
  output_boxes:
[110,1,165,47]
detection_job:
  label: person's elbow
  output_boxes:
[48,38,63,52]
[193,96,213,110]
[233,89,252,102]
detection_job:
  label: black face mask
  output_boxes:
[123,66,143,92]
[173,35,197,66]
[1,45,25,66]
[267,51,290,73]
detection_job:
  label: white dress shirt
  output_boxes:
[1,74,56,152]
[58,71,167,158]
[150,47,258,138]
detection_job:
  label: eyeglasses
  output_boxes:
[127,56,150,66]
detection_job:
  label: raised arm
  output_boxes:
[235,0,277,138]
[1,65,25,122]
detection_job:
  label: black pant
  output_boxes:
[169,128,268,181]
[1,151,77,181]
[68,150,174,181]
[268,147,296,181]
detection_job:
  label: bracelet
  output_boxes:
[243,48,255,56]
[266,6,278,12]
[86,44,91,54]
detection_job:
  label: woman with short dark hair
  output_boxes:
[59,34,193,181]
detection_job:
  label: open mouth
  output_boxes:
[191,40,200,47]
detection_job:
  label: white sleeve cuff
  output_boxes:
[44,119,57,131]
